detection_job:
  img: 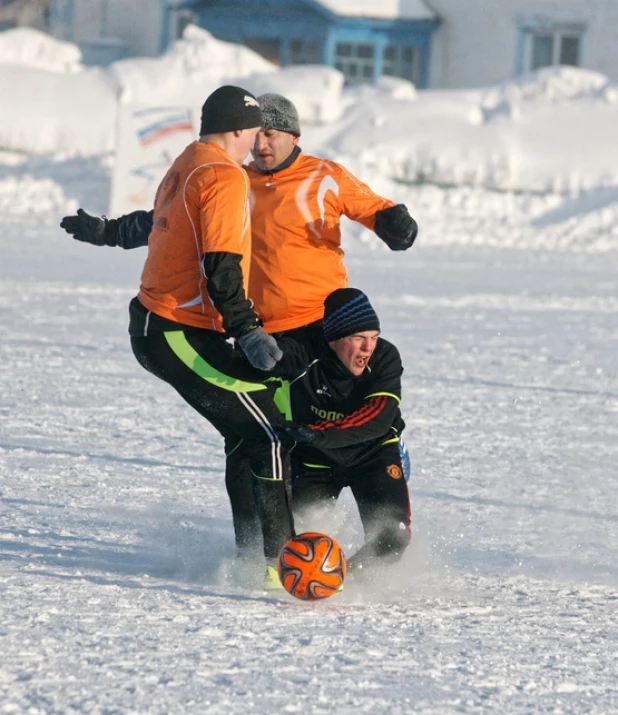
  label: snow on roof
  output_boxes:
[317,0,436,20]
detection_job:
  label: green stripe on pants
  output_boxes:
[164,331,267,393]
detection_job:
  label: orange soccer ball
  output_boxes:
[277,532,347,601]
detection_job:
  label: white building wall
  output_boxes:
[105,0,163,57]
[427,0,618,88]
[70,0,163,58]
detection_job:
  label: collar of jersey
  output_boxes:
[254,145,302,177]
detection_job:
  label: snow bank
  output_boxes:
[479,66,618,121]
[312,67,618,194]
[0,64,117,156]
[0,29,110,156]
[1,25,618,237]
[242,65,345,124]
[110,25,276,106]
[0,27,82,72]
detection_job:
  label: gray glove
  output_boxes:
[238,328,283,371]
[60,208,118,246]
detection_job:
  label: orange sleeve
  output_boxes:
[337,164,396,232]
[191,163,251,256]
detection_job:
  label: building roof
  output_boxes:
[317,0,437,20]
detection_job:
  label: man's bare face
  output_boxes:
[252,128,298,171]
[329,331,380,376]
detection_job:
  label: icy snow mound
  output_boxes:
[341,181,618,255]
[316,67,618,195]
[242,65,345,124]
[2,152,617,254]
[0,64,117,156]
[1,28,618,199]
[110,25,276,105]
[0,27,82,72]
[0,25,278,157]
[480,66,618,114]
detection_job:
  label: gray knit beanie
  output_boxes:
[258,93,301,136]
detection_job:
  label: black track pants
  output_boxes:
[292,442,411,567]
[130,329,294,559]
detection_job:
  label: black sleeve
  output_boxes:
[269,335,314,379]
[309,395,400,451]
[116,210,154,249]
[202,251,260,338]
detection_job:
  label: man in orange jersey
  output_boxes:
[61,92,417,567]
[246,93,417,336]
[116,85,294,569]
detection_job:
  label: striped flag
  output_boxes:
[109,104,196,215]
[134,108,193,147]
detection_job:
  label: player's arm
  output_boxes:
[60,208,153,249]
[338,164,418,251]
[269,334,318,379]
[202,251,259,337]
[308,393,401,450]
[196,165,258,337]
[276,394,402,469]
[201,255,283,371]
[197,165,281,371]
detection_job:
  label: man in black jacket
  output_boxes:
[275,288,411,573]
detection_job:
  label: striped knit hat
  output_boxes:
[322,288,380,342]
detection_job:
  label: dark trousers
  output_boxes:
[130,329,294,559]
[224,321,324,555]
[292,442,411,569]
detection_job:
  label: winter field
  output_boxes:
[1,27,618,714]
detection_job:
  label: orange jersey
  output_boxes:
[138,141,252,332]
[246,152,394,333]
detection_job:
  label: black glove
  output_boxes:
[237,327,283,371]
[374,204,418,251]
[60,208,118,247]
[274,421,316,447]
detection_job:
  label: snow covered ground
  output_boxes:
[1,27,617,714]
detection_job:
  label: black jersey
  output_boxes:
[278,336,405,469]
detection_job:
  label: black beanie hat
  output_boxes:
[322,288,380,342]
[258,93,301,136]
[200,85,262,135]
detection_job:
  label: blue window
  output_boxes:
[520,23,584,73]
[383,44,420,84]
[335,41,375,84]
[290,40,321,65]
